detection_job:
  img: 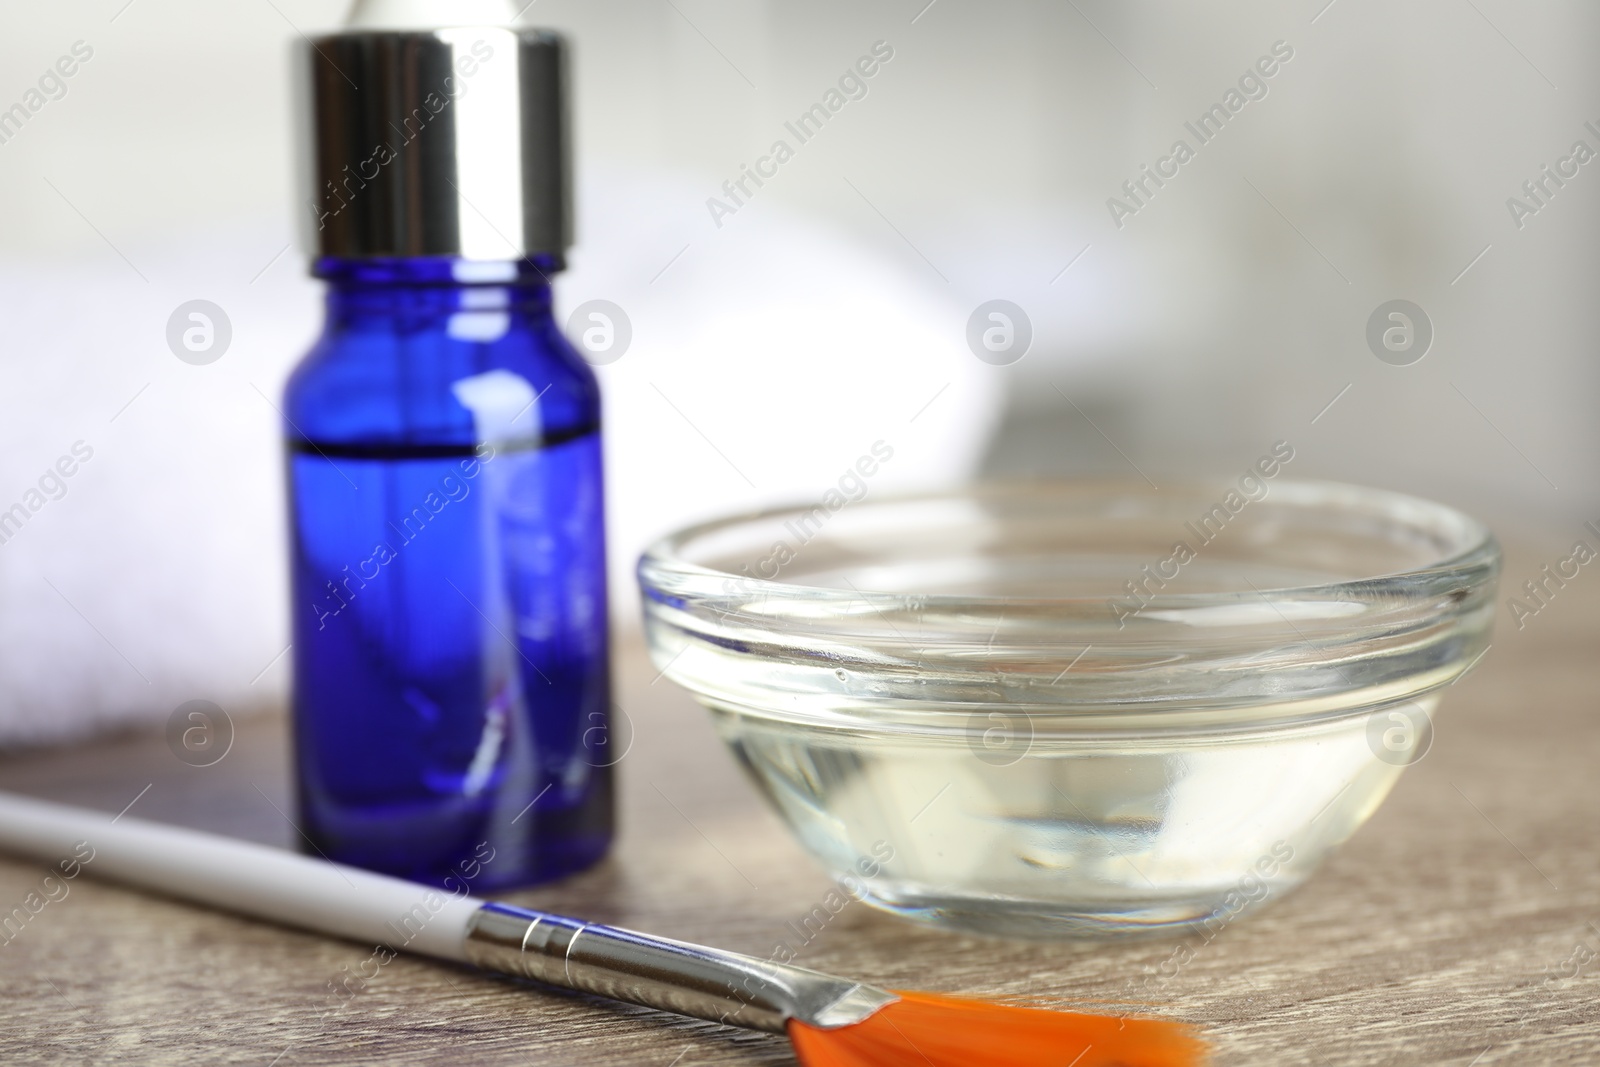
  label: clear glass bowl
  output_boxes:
[638,482,1500,938]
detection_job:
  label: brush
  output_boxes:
[0,791,1204,1066]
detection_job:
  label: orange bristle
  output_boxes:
[788,990,1205,1067]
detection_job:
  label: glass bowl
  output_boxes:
[637,481,1500,938]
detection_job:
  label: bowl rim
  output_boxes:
[638,478,1501,609]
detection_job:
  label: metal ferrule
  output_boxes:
[297,28,571,261]
[463,902,897,1034]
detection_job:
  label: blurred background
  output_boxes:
[0,0,1593,745]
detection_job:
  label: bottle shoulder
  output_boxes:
[284,313,599,447]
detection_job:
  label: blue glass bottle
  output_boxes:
[283,256,612,891]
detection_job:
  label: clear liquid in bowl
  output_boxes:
[712,695,1428,937]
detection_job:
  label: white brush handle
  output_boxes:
[0,790,897,1033]
[0,791,480,961]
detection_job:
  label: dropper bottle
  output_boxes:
[283,0,612,890]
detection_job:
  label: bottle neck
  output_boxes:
[315,257,561,324]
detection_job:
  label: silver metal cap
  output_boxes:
[298,27,571,262]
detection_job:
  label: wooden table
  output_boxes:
[1,540,1596,1066]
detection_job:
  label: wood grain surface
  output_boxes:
[0,540,1596,1066]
